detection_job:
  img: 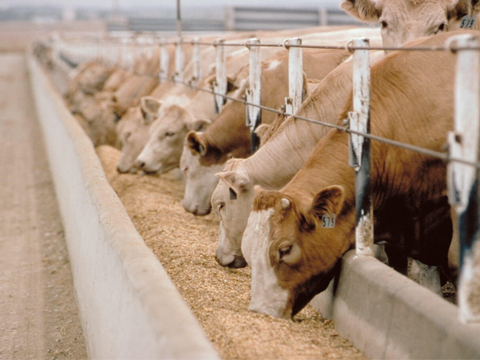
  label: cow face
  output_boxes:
[242,186,353,319]
[180,143,225,216]
[212,162,252,268]
[115,105,155,174]
[341,0,475,48]
[135,102,210,174]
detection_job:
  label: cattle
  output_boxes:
[241,30,477,319]
[341,0,480,48]
[115,96,172,173]
[181,47,361,216]
[212,52,385,268]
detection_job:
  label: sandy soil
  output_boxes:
[0,54,87,359]
[97,145,367,360]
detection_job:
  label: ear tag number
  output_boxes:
[322,214,336,228]
[461,15,476,29]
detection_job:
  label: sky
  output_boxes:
[0,0,344,10]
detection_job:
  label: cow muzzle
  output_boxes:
[215,249,247,268]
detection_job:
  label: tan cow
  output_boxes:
[211,52,385,267]
[241,30,475,319]
[341,0,480,48]
[116,96,192,173]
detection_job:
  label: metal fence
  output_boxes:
[52,29,480,324]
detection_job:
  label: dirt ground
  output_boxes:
[97,145,367,360]
[0,54,87,359]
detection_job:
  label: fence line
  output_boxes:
[54,30,480,323]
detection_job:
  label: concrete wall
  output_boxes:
[28,55,219,360]
[312,251,480,359]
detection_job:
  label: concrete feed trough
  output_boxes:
[28,54,219,359]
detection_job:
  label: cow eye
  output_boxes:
[279,245,292,260]
[434,23,446,34]
[182,165,188,174]
[380,20,388,29]
[165,131,175,137]
[124,131,131,140]
[217,202,225,213]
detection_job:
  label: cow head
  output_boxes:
[134,97,204,174]
[242,185,354,319]
[115,99,159,174]
[212,160,253,268]
[180,141,226,216]
[341,0,478,48]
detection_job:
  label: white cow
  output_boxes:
[341,0,480,48]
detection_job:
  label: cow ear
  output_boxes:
[216,171,251,193]
[310,186,345,224]
[271,241,302,266]
[340,0,382,22]
[140,96,163,124]
[226,77,238,93]
[188,118,211,132]
[186,131,208,156]
[208,76,238,93]
[448,0,478,20]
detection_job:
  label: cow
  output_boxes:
[340,0,480,48]
[240,30,477,319]
[116,94,194,174]
[211,52,386,268]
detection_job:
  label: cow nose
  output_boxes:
[215,253,247,268]
[117,165,128,174]
[229,255,247,268]
[134,160,145,169]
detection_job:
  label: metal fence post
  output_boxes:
[122,37,127,70]
[121,37,130,71]
[319,8,328,26]
[51,33,60,65]
[159,38,169,83]
[285,38,303,115]
[191,37,202,87]
[447,34,480,323]
[213,38,226,113]
[348,38,374,257]
[174,37,184,83]
[246,38,262,153]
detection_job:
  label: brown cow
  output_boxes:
[241,30,476,318]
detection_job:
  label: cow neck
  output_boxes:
[246,62,355,190]
[282,129,355,216]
